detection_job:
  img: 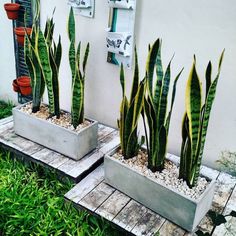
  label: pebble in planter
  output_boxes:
[104,39,225,232]
[13,3,98,161]
[4,3,20,20]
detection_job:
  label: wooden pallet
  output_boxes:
[0,116,118,182]
[65,159,236,236]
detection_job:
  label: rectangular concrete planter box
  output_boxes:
[13,103,98,161]
[104,146,216,232]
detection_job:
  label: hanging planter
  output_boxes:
[4,3,20,20]
[12,79,20,93]
[16,76,32,96]
[14,27,32,46]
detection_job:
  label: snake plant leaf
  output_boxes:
[76,41,81,72]
[55,36,62,69]
[126,128,139,158]
[68,7,75,42]
[146,39,160,95]
[157,125,167,170]
[130,46,139,104]
[71,71,83,128]
[49,48,60,118]
[186,61,202,161]
[157,60,172,130]
[205,61,212,100]
[82,43,90,75]
[37,29,55,114]
[153,44,163,113]
[33,0,40,24]
[69,40,76,82]
[120,63,125,98]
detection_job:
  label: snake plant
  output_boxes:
[68,8,89,128]
[25,23,61,117]
[118,48,145,159]
[24,1,61,117]
[179,51,225,188]
[143,39,183,172]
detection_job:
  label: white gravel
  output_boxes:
[20,103,91,133]
[113,149,209,200]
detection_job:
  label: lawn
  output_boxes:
[0,100,13,119]
[0,101,119,235]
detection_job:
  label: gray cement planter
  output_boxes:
[104,146,216,232]
[13,103,98,161]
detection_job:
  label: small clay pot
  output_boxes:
[12,79,20,92]
[17,76,32,96]
[4,3,20,20]
[14,27,32,46]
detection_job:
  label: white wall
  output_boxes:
[36,0,236,169]
[0,0,18,103]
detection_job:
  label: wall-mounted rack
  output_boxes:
[106,0,137,68]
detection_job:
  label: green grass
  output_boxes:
[0,100,13,119]
[0,151,119,235]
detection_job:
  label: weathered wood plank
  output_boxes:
[131,208,165,236]
[98,124,115,140]
[113,200,148,232]
[67,150,103,178]
[0,116,13,125]
[158,220,186,236]
[65,165,104,203]
[0,122,14,134]
[79,182,115,212]
[95,190,130,221]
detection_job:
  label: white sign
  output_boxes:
[106,32,132,57]
[76,0,91,9]
[108,0,135,9]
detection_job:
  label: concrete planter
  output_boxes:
[104,146,216,232]
[13,103,98,161]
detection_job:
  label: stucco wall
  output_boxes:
[0,0,17,103]
[2,0,236,170]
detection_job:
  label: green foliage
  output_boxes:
[118,48,145,159]
[0,151,119,235]
[217,151,236,176]
[0,101,13,119]
[179,51,224,188]
[68,8,89,128]
[24,1,61,117]
[143,39,183,171]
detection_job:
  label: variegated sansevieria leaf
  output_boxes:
[130,47,139,104]
[71,70,84,128]
[82,43,90,76]
[68,7,75,42]
[146,39,160,96]
[37,29,55,115]
[185,60,202,164]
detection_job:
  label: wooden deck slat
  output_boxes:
[0,116,13,125]
[131,208,165,236]
[79,182,116,212]
[95,190,131,221]
[65,165,104,203]
[158,221,186,236]
[113,200,148,232]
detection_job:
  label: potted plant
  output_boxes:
[12,79,20,92]
[104,39,224,232]
[12,4,98,161]
[17,76,32,96]
[14,27,32,46]
[4,3,20,20]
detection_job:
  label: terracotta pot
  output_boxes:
[12,79,20,92]
[17,76,32,96]
[4,3,20,20]
[14,27,32,46]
